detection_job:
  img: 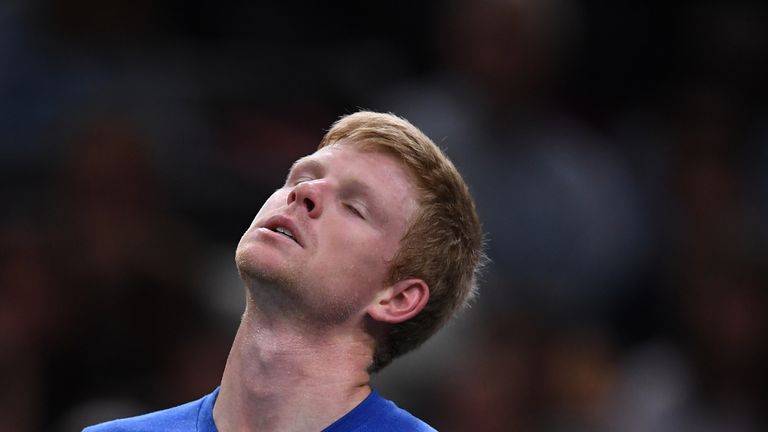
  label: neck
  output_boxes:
[213,294,374,432]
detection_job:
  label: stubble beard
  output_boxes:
[234,250,360,327]
[235,248,303,313]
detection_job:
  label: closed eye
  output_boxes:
[292,176,313,186]
[345,204,365,219]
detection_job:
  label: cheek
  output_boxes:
[326,232,396,284]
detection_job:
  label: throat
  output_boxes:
[214,313,373,431]
[227,305,373,389]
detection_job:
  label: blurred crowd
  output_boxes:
[1,0,767,431]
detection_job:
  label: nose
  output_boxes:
[287,180,323,218]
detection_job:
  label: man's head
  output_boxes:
[318,111,486,372]
[235,111,484,372]
[236,140,421,326]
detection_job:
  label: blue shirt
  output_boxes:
[83,388,436,431]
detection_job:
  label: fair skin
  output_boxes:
[214,143,430,432]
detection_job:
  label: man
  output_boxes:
[84,111,486,431]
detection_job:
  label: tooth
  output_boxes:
[276,227,294,238]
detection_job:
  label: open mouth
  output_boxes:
[270,226,298,243]
[262,215,302,247]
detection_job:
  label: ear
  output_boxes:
[367,278,430,324]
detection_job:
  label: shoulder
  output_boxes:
[371,397,437,432]
[324,390,437,432]
[83,389,219,432]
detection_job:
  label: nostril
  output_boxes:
[304,198,315,212]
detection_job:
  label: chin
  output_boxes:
[235,243,296,289]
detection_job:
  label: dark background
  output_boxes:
[1,0,767,431]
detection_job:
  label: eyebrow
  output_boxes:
[285,157,325,185]
[342,178,373,199]
[288,157,323,175]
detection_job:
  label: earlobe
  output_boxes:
[367,279,429,324]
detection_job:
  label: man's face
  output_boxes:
[235,143,419,324]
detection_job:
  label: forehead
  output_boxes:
[293,143,410,184]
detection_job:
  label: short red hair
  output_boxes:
[320,111,486,372]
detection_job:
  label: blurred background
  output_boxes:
[1,0,767,430]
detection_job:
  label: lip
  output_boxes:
[260,215,304,247]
